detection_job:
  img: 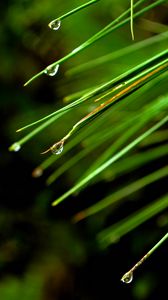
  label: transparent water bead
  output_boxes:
[121,271,133,284]
[11,142,21,152]
[44,64,59,76]
[51,142,64,155]
[48,19,61,31]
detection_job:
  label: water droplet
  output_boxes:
[32,167,43,178]
[11,142,21,152]
[44,64,59,76]
[121,271,133,284]
[51,141,64,155]
[48,19,61,31]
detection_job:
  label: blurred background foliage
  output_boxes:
[0,0,168,299]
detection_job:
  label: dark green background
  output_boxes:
[0,1,167,299]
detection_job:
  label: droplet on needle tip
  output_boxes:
[41,141,64,155]
[44,64,59,76]
[9,142,21,152]
[121,271,133,284]
[51,142,64,155]
[48,19,61,31]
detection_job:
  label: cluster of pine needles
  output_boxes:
[9,0,168,281]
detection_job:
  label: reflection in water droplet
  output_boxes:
[121,271,133,284]
[12,142,21,152]
[44,64,59,76]
[51,142,64,155]
[32,167,43,178]
[48,19,61,31]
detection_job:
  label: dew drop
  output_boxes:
[48,19,61,31]
[121,271,133,284]
[44,64,59,76]
[11,142,21,152]
[51,141,64,155]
